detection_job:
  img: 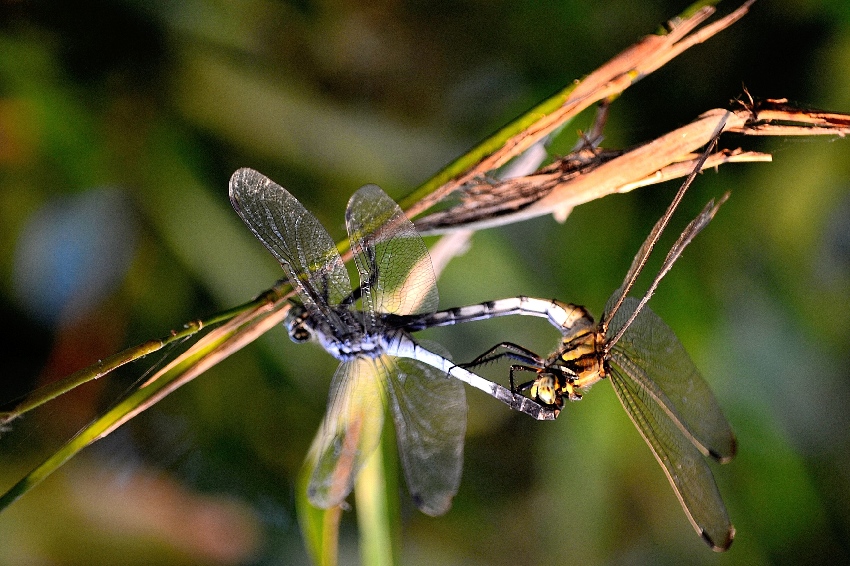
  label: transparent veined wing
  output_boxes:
[606,297,736,462]
[307,357,386,509]
[607,360,734,551]
[229,168,353,329]
[388,351,466,516]
[602,195,728,347]
[346,184,439,328]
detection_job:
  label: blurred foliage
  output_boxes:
[1,0,850,564]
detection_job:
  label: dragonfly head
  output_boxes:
[285,304,313,343]
[530,373,565,408]
[529,366,584,409]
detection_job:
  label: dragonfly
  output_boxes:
[460,170,737,550]
[229,168,562,515]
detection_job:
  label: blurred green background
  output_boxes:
[2,0,850,564]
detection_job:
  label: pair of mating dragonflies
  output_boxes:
[229,153,736,550]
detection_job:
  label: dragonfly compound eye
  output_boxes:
[531,375,559,407]
[284,304,313,343]
[288,323,312,343]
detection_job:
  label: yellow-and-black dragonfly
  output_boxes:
[461,176,736,550]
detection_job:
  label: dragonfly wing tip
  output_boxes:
[703,524,735,552]
[708,433,737,463]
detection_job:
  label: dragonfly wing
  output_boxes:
[346,184,438,325]
[608,363,734,551]
[387,352,466,516]
[229,168,352,325]
[607,297,736,462]
[307,357,386,509]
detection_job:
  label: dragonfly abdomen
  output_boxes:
[407,296,592,333]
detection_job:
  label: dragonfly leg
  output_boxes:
[318,270,333,306]
[461,342,544,370]
[509,365,544,394]
[345,242,378,310]
[339,284,362,309]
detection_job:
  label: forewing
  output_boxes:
[608,363,734,551]
[229,168,352,325]
[386,350,466,516]
[346,184,438,326]
[606,297,736,462]
[307,357,386,509]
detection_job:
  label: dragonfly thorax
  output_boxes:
[532,323,606,407]
[285,303,402,361]
[323,332,385,361]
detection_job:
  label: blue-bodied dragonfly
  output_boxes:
[229,168,559,515]
[461,172,737,549]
